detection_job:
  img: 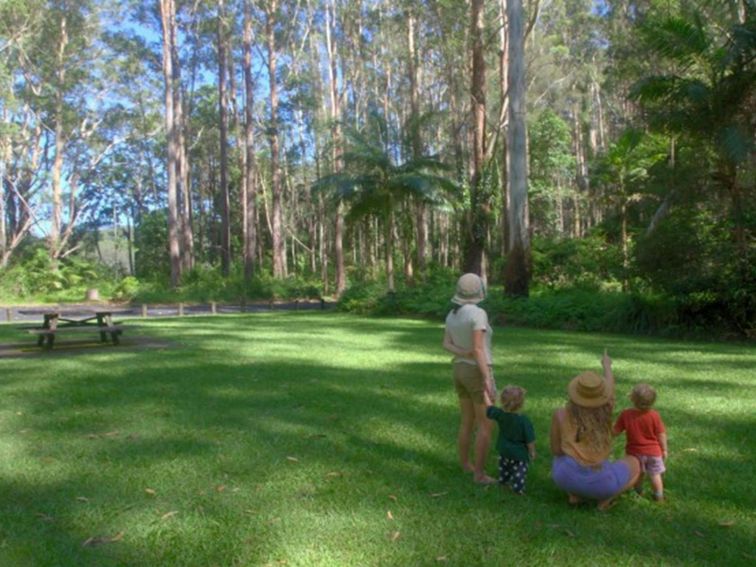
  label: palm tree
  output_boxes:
[630,11,755,262]
[313,113,457,292]
[593,129,667,291]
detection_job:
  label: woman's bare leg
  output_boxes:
[472,401,495,483]
[597,456,641,510]
[458,398,475,473]
[619,455,642,492]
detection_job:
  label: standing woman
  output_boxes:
[550,351,641,509]
[443,273,497,484]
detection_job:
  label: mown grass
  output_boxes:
[0,313,753,566]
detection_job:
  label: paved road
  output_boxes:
[4,300,333,323]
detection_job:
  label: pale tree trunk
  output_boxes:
[217,0,231,276]
[463,0,487,275]
[400,204,414,283]
[1,119,42,267]
[319,195,329,296]
[498,0,510,258]
[242,0,258,283]
[407,10,427,276]
[172,13,193,273]
[386,210,395,293]
[572,101,584,238]
[265,1,285,278]
[307,19,324,281]
[504,0,530,296]
[326,0,346,295]
[49,15,68,261]
[592,77,606,152]
[0,144,6,258]
[160,0,182,287]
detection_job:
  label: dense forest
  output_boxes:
[1,0,754,336]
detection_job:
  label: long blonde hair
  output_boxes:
[567,401,613,453]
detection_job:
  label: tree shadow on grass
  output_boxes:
[1,313,754,565]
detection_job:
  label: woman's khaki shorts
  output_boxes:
[453,363,486,404]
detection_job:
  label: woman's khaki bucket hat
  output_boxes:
[452,273,486,305]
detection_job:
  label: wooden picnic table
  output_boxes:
[19,309,126,350]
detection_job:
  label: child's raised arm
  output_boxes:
[602,349,615,405]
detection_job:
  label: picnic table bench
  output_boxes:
[21,310,125,350]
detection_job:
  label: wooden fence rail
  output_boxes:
[1,300,330,324]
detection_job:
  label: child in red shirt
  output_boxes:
[613,384,668,501]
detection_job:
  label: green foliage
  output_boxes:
[530,233,623,291]
[635,205,756,336]
[528,110,575,236]
[312,111,457,221]
[0,248,108,302]
[337,264,750,338]
[125,266,323,304]
[631,10,755,170]
[134,210,170,281]
[112,276,141,302]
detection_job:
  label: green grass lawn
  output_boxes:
[0,313,753,566]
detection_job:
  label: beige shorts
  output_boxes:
[453,363,486,404]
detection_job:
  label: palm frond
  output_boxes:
[398,155,452,174]
[641,15,710,66]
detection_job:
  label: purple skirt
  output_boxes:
[552,455,631,501]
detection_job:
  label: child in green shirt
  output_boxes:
[485,385,536,494]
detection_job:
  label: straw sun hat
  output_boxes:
[567,371,611,407]
[451,273,486,305]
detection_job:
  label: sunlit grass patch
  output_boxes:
[0,313,754,566]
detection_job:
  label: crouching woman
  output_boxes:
[550,352,640,510]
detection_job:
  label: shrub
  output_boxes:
[113,276,141,302]
[531,232,623,291]
[336,270,748,339]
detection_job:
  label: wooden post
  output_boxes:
[178,303,184,316]
[320,298,325,310]
[211,301,217,315]
[5,308,11,322]
[295,299,299,311]
[142,304,148,318]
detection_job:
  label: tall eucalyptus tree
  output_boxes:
[159,0,182,287]
[504,0,531,296]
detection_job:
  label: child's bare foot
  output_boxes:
[568,493,583,505]
[597,498,617,511]
[474,474,498,485]
[462,463,475,474]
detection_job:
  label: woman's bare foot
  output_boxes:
[474,474,498,485]
[462,463,475,474]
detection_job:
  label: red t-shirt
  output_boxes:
[613,408,666,457]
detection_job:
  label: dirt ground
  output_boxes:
[0,335,174,359]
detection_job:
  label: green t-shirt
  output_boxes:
[486,406,536,462]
